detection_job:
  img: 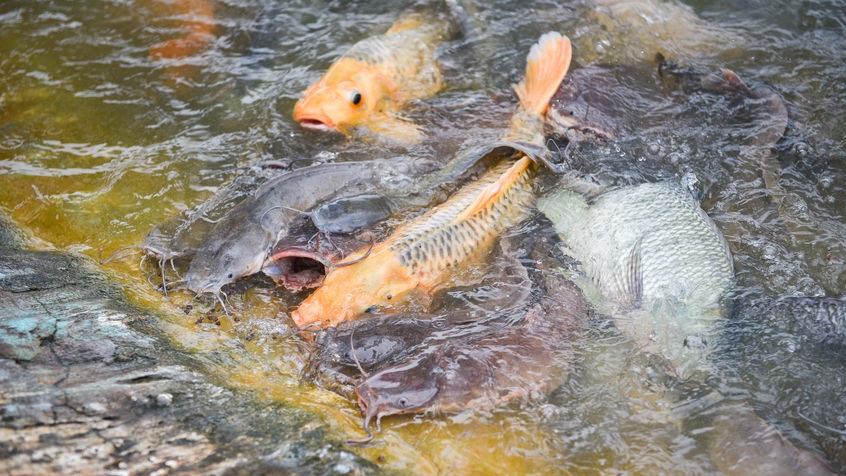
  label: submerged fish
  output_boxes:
[148,0,215,60]
[734,295,846,347]
[538,178,734,374]
[352,260,587,442]
[306,241,533,383]
[292,6,462,144]
[292,32,573,328]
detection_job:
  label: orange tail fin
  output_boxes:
[513,32,572,116]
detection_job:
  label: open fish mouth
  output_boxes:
[262,247,333,291]
[298,118,337,132]
[293,111,338,132]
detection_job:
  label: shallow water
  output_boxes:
[1,0,845,474]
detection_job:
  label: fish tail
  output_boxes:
[513,32,572,116]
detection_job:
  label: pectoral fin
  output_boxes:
[614,237,644,309]
[364,114,423,145]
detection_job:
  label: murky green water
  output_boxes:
[1,0,845,473]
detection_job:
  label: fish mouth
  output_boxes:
[262,247,331,291]
[292,109,338,132]
[298,118,337,132]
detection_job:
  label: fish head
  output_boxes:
[354,353,441,430]
[293,58,396,135]
[184,229,271,296]
[291,251,418,328]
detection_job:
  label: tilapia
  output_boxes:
[538,177,734,374]
[293,5,463,144]
[292,32,573,328]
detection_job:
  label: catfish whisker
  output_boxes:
[100,244,143,265]
[349,325,369,379]
[797,407,846,436]
[330,239,374,268]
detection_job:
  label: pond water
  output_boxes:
[1,0,845,474]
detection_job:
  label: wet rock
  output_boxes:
[0,216,380,475]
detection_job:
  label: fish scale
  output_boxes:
[293,31,572,328]
[391,160,535,274]
[539,180,734,375]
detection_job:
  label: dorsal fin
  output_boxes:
[455,156,532,221]
[385,15,425,35]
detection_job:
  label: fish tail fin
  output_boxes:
[513,32,572,116]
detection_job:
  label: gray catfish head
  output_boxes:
[353,354,441,441]
[183,223,274,296]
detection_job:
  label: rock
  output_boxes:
[0,214,379,475]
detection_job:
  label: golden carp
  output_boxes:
[292,10,460,144]
[292,32,573,329]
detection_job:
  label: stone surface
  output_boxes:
[0,216,379,475]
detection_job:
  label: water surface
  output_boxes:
[1,0,845,473]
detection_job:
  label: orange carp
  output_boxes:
[292,8,462,144]
[292,32,573,329]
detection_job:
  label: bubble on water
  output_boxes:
[647,141,662,156]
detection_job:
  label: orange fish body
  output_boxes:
[149,0,215,60]
[292,32,573,329]
[293,14,453,144]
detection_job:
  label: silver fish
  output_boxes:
[538,176,734,374]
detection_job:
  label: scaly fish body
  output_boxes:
[293,157,536,328]
[293,32,573,329]
[293,13,456,143]
[538,179,734,374]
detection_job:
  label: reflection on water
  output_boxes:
[1,0,845,473]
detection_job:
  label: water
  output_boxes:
[1,0,845,473]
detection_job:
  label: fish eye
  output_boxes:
[350,91,362,106]
[398,397,409,407]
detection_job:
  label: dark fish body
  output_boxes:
[308,243,533,377]
[538,179,734,374]
[353,269,587,434]
[183,160,393,295]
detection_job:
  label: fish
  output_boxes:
[351,260,587,443]
[181,160,406,297]
[292,32,574,329]
[148,0,215,60]
[138,137,554,301]
[708,401,841,476]
[539,60,842,474]
[292,6,462,144]
[537,177,735,375]
[306,241,533,381]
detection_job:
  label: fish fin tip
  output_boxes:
[514,32,572,115]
